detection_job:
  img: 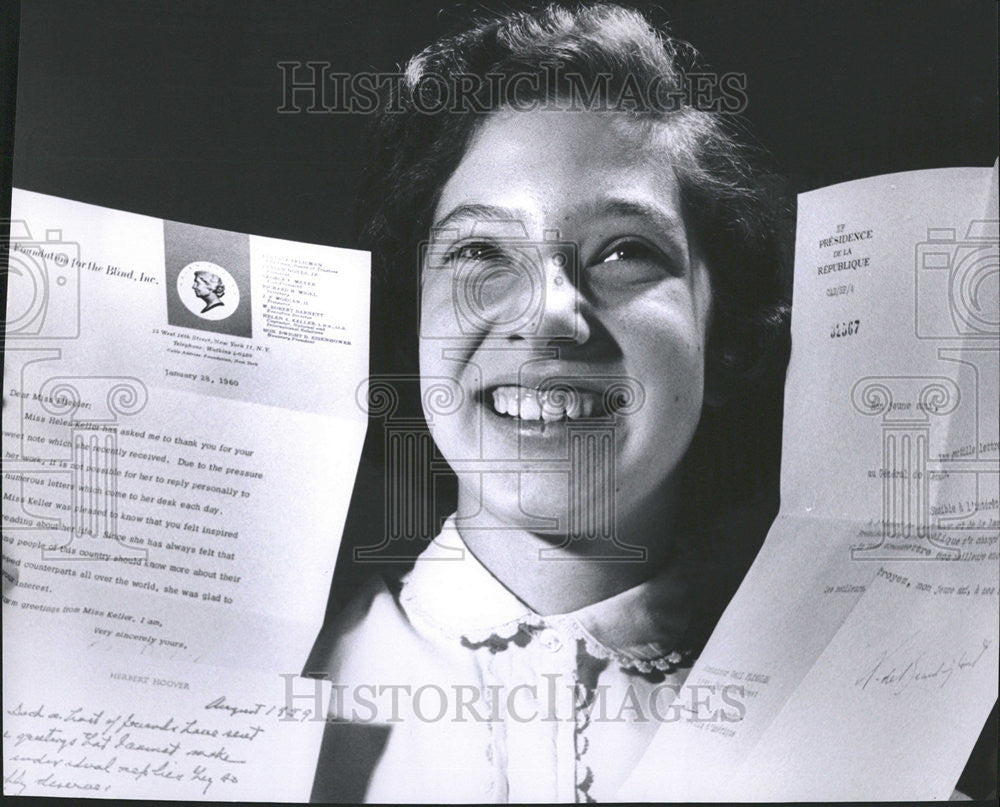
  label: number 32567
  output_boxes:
[831,319,860,338]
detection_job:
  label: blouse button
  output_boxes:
[537,627,563,652]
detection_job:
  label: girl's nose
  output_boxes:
[506,245,590,346]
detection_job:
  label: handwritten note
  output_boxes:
[3,621,330,800]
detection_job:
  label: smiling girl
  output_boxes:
[308,4,790,802]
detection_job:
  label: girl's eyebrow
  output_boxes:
[430,197,687,254]
[592,197,684,241]
[430,203,527,234]
[434,198,682,231]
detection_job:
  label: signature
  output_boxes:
[855,631,992,693]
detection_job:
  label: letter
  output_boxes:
[411,685,447,723]
[276,61,332,113]
[348,72,380,114]
[3,188,369,800]
[452,684,488,723]
[613,684,649,723]
[276,674,320,721]
[620,165,1000,802]
[719,685,746,722]
[411,72,449,114]
[505,684,539,723]
[378,684,411,723]
[648,682,683,723]
[351,685,377,723]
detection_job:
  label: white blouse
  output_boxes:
[310,516,698,803]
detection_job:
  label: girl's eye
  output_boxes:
[598,240,662,265]
[589,238,678,290]
[443,242,502,264]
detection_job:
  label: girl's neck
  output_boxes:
[453,486,680,615]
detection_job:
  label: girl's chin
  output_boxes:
[470,473,634,533]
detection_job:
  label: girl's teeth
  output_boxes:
[541,396,564,421]
[490,386,594,421]
[520,391,541,420]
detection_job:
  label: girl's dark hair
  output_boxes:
[344,2,792,623]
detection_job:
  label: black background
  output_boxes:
[5,0,998,246]
[2,0,998,801]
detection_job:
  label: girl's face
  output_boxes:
[419,109,713,544]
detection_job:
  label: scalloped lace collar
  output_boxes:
[399,515,693,673]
